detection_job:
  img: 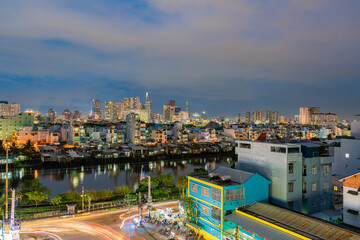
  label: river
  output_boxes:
[0,155,237,196]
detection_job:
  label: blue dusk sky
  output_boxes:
[0,0,359,119]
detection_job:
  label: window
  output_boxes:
[312,182,317,192]
[288,163,294,174]
[202,187,209,197]
[271,146,286,153]
[345,153,350,158]
[225,188,244,202]
[288,148,300,154]
[334,186,338,191]
[288,182,294,192]
[240,143,251,149]
[312,166,317,175]
[201,205,209,216]
[191,183,198,193]
[302,182,307,193]
[321,198,326,205]
[303,165,307,176]
[324,182,329,192]
[212,207,221,220]
[212,187,221,201]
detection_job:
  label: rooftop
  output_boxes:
[190,166,255,186]
[240,202,360,240]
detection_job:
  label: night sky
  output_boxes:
[0,0,359,119]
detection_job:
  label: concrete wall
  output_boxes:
[343,186,360,228]
[332,139,360,178]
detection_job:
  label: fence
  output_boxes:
[19,196,180,220]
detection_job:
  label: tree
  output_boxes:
[10,142,20,156]
[189,168,208,176]
[26,191,48,210]
[0,194,5,219]
[19,179,51,204]
[140,176,159,188]
[182,196,198,223]
[298,132,303,139]
[50,195,62,210]
[164,188,171,198]
[21,140,36,158]
[327,134,333,140]
[158,174,174,188]
[176,176,188,199]
[114,186,131,198]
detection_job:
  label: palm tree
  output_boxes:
[22,140,36,158]
[10,142,20,156]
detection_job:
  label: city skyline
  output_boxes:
[1,1,360,118]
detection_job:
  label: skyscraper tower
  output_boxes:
[92,100,101,119]
[186,99,189,112]
[145,92,151,123]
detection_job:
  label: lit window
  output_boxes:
[288,182,294,192]
[212,187,221,201]
[201,205,209,216]
[191,183,198,193]
[334,186,338,191]
[312,182,317,192]
[345,153,350,158]
[312,166,317,175]
[202,187,209,197]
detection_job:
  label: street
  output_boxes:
[19,201,180,240]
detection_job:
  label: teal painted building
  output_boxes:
[187,166,271,240]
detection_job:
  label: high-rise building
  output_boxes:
[73,110,82,121]
[144,92,151,123]
[62,109,71,121]
[299,107,320,124]
[92,100,102,119]
[121,97,142,120]
[47,109,56,124]
[236,140,333,214]
[105,102,121,122]
[122,97,142,111]
[252,110,257,122]
[0,113,34,140]
[259,110,263,122]
[167,100,176,107]
[126,113,141,144]
[245,112,251,123]
[0,101,20,117]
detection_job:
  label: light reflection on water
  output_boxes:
[0,155,236,196]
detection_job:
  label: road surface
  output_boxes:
[18,201,179,240]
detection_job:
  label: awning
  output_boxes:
[224,212,304,240]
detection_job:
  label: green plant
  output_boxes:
[26,191,48,210]
[50,195,62,210]
[176,176,188,199]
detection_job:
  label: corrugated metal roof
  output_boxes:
[224,212,302,240]
[246,203,360,240]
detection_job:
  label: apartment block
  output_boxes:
[187,166,270,240]
[235,140,333,214]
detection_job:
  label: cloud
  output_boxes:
[0,0,359,117]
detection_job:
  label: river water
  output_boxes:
[0,155,237,196]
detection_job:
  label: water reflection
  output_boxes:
[0,156,236,196]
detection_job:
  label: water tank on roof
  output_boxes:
[208,172,220,179]
[221,175,231,181]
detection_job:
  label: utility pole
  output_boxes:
[88,196,91,212]
[138,192,142,227]
[9,189,20,240]
[126,194,131,240]
[147,176,152,218]
[5,143,9,220]
[81,186,85,212]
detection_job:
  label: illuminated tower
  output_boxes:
[145,92,151,123]
[186,99,189,112]
[92,100,101,119]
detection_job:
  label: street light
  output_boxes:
[4,142,9,220]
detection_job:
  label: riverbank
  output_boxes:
[0,151,236,170]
